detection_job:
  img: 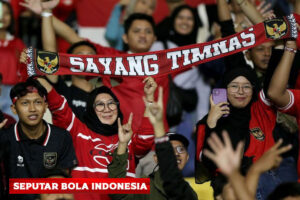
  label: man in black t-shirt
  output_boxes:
[0,78,78,200]
[45,41,97,121]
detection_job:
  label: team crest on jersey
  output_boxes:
[44,152,57,169]
[36,50,59,74]
[250,128,265,141]
[17,155,24,167]
[264,18,287,40]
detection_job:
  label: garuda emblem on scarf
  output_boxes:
[264,18,287,40]
[36,50,59,74]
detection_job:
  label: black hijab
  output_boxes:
[200,66,258,174]
[168,5,202,46]
[83,86,123,136]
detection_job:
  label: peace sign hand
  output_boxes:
[117,113,133,145]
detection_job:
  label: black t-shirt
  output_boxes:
[52,77,89,121]
[0,122,78,199]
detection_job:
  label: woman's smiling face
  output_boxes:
[227,76,253,108]
[94,93,118,125]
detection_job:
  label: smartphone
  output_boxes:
[212,88,228,117]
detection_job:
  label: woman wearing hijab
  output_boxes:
[152,5,202,51]
[36,77,156,200]
[196,64,277,180]
[196,61,298,199]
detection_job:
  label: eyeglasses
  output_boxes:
[227,84,253,93]
[173,146,186,154]
[94,100,119,112]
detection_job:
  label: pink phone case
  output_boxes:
[212,88,228,117]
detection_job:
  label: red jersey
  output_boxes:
[197,91,277,165]
[0,34,26,85]
[47,88,154,200]
[279,89,300,182]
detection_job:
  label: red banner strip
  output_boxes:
[9,178,150,194]
[27,14,299,78]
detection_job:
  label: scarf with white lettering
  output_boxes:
[26,14,299,78]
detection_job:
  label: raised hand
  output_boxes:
[251,139,292,173]
[117,113,133,145]
[203,131,244,176]
[207,95,230,128]
[144,87,163,126]
[19,48,28,64]
[143,77,157,102]
[257,1,275,20]
[19,0,59,15]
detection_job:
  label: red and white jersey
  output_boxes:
[197,90,278,164]
[278,89,300,182]
[47,88,154,200]
[0,34,26,85]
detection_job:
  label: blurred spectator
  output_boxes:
[44,41,97,121]
[155,0,186,41]
[0,78,78,200]
[105,0,156,51]
[0,73,15,129]
[0,1,26,120]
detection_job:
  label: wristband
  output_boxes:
[284,46,297,54]
[155,136,169,144]
[41,11,53,17]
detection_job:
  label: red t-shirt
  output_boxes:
[0,35,26,85]
[279,89,300,182]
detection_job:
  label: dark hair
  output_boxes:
[267,182,300,200]
[10,77,48,103]
[1,1,15,35]
[171,5,202,35]
[124,13,156,35]
[67,40,97,54]
[0,73,2,83]
[167,132,189,149]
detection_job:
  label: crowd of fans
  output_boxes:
[0,0,300,199]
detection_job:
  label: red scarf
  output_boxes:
[27,14,299,78]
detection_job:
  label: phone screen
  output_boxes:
[212,88,227,104]
[212,88,228,117]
